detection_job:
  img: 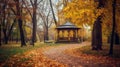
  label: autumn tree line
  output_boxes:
[0,0,120,55]
[0,0,57,46]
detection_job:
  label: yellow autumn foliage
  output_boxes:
[61,0,120,37]
[62,0,98,26]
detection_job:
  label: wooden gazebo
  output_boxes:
[56,22,81,42]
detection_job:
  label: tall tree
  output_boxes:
[109,0,116,55]
[0,24,1,46]
[1,0,8,44]
[15,0,26,47]
[0,0,20,45]
[49,0,57,26]
[92,15,102,50]
[30,0,38,46]
[0,1,3,46]
[91,0,105,50]
[0,18,1,46]
[0,0,17,45]
[23,0,42,46]
[43,10,50,41]
[37,0,53,42]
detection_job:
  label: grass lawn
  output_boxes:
[76,43,120,58]
[0,42,62,62]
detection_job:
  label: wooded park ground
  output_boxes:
[0,42,120,67]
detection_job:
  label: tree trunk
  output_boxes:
[92,0,105,50]
[97,0,105,8]
[0,24,1,46]
[44,26,49,42]
[4,19,16,44]
[3,28,8,44]
[44,11,50,42]
[92,16,102,50]
[31,0,37,46]
[115,33,119,44]
[49,0,57,26]
[31,13,37,46]
[4,36,8,44]
[16,0,26,47]
[2,4,8,44]
[109,0,116,55]
[18,19,26,47]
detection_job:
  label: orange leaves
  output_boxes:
[65,45,120,67]
[1,49,66,67]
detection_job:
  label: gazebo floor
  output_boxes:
[55,40,81,43]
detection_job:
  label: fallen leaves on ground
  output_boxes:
[65,48,120,67]
[0,49,67,67]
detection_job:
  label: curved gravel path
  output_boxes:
[43,42,90,67]
[43,42,119,67]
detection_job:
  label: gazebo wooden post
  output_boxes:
[62,30,64,38]
[73,30,76,41]
[68,30,70,41]
[76,30,78,38]
[77,29,79,37]
[75,29,78,41]
[71,30,74,41]
[77,29,79,41]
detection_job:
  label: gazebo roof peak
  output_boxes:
[63,21,74,26]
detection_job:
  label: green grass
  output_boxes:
[76,43,120,58]
[0,42,63,62]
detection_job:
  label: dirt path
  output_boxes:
[43,42,92,67]
[43,42,120,67]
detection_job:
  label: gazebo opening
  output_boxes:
[56,22,81,43]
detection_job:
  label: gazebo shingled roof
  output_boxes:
[56,22,80,29]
